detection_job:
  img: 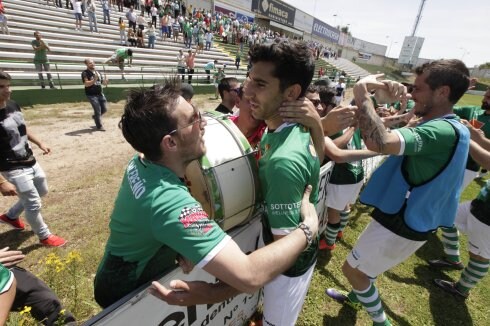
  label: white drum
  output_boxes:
[185,112,262,231]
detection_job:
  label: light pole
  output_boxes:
[388,41,398,58]
[459,47,469,61]
[333,14,343,29]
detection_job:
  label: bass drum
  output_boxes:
[185,112,262,231]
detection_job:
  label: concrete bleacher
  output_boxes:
[1,0,247,86]
[323,57,370,80]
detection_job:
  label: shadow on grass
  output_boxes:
[384,233,474,326]
[322,304,358,325]
[65,128,101,136]
[0,229,37,251]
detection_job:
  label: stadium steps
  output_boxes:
[1,0,247,86]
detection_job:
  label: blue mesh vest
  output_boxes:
[360,117,469,232]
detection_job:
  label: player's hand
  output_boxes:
[322,106,357,136]
[149,280,213,306]
[354,74,406,105]
[0,247,25,267]
[176,254,194,274]
[279,98,320,129]
[299,185,318,237]
[0,181,17,196]
[38,143,51,155]
[461,119,485,140]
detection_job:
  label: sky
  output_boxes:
[283,0,488,67]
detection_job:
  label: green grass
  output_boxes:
[457,94,483,107]
[3,94,490,325]
[297,179,490,325]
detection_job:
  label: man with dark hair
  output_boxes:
[326,59,471,326]
[94,78,319,308]
[215,77,240,114]
[82,58,108,131]
[31,31,55,89]
[243,39,322,325]
[0,72,66,247]
[179,82,194,102]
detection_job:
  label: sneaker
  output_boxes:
[0,214,25,230]
[319,239,335,250]
[336,230,343,241]
[96,126,106,131]
[325,288,362,310]
[428,258,464,270]
[433,279,468,299]
[40,234,67,247]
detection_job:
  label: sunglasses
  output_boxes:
[310,99,321,107]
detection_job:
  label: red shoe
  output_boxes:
[336,231,343,241]
[319,239,336,250]
[40,235,67,247]
[0,214,25,230]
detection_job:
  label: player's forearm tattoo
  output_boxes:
[358,99,390,152]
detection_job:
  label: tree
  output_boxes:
[479,62,490,69]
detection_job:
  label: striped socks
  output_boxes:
[325,222,340,246]
[456,257,489,295]
[339,209,351,232]
[353,283,390,325]
[441,226,461,263]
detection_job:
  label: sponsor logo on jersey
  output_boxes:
[269,201,301,215]
[127,160,146,199]
[179,205,213,235]
[412,131,423,153]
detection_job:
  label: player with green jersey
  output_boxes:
[327,61,471,326]
[259,124,320,276]
[94,79,320,309]
[322,127,365,250]
[244,40,324,326]
[429,123,490,299]
[0,263,15,324]
[453,88,490,188]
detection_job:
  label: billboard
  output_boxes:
[215,1,255,23]
[398,36,425,65]
[251,0,296,26]
[311,18,340,44]
[352,38,387,56]
[294,8,313,33]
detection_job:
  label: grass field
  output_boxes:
[3,93,490,326]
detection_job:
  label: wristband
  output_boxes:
[298,222,313,248]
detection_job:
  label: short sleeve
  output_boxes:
[396,120,456,156]
[150,187,228,268]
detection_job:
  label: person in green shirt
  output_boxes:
[241,40,325,326]
[327,60,470,326]
[428,121,490,299]
[453,88,490,188]
[31,31,55,89]
[94,78,320,308]
[104,48,133,80]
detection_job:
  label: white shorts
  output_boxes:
[462,169,478,191]
[326,181,363,211]
[346,220,426,277]
[262,263,315,326]
[335,96,342,106]
[455,201,490,259]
